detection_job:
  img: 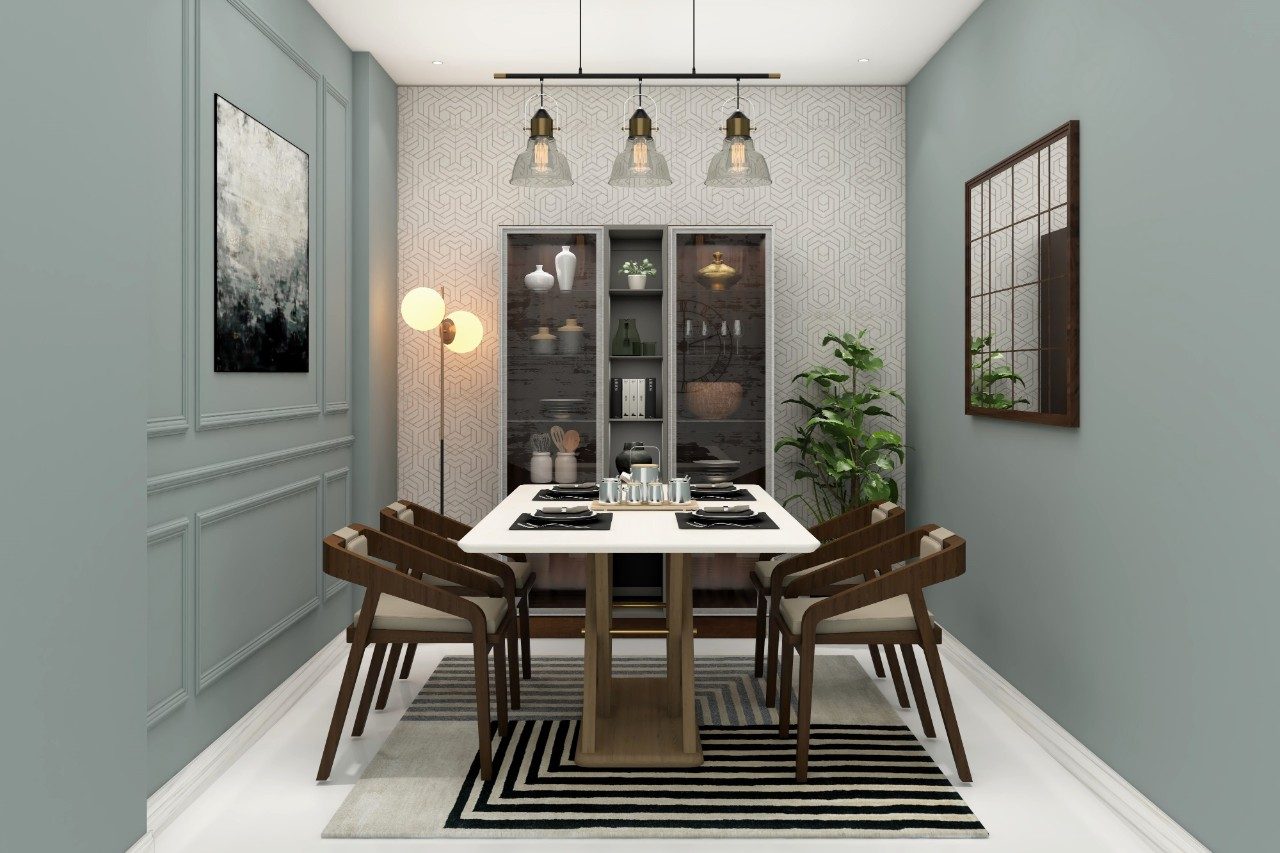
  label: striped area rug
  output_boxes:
[324,655,987,839]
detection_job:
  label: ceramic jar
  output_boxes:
[529,451,553,483]
[557,317,584,355]
[524,264,554,293]
[555,245,577,292]
[553,452,577,484]
[627,273,648,290]
[530,326,557,355]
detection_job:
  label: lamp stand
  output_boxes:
[438,317,457,517]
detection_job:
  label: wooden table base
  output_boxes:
[576,552,702,768]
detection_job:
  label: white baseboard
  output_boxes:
[940,629,1208,853]
[146,631,348,840]
[126,830,155,853]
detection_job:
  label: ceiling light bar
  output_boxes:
[494,72,779,80]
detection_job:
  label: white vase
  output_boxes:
[553,452,578,484]
[557,317,584,355]
[555,246,577,292]
[525,264,554,292]
[627,274,648,290]
[530,451,553,483]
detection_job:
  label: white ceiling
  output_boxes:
[308,0,984,86]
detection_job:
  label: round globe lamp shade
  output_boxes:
[443,310,483,353]
[400,287,445,331]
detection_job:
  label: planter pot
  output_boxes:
[555,246,577,292]
[627,274,648,290]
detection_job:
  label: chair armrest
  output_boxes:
[808,501,876,543]
[402,500,473,540]
[379,513,517,601]
[771,510,908,597]
[354,525,504,597]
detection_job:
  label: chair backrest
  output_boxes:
[775,502,906,585]
[387,500,471,541]
[809,500,901,543]
[379,503,515,592]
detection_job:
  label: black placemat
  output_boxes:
[690,488,753,501]
[510,512,613,531]
[675,511,779,530]
[532,487,599,501]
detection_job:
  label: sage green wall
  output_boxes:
[145,1,398,794]
[905,1,1280,849]
[1,2,161,848]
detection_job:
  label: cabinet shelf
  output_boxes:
[609,355,663,360]
[610,417,663,423]
[608,289,664,297]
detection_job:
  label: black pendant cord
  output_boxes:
[438,293,446,517]
[577,0,582,74]
[539,78,545,107]
[692,0,697,74]
[736,78,741,109]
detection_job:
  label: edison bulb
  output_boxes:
[443,310,483,354]
[630,138,651,173]
[532,138,550,172]
[729,139,748,172]
[400,286,445,331]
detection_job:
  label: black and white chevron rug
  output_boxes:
[324,655,986,839]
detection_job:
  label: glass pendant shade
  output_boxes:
[510,108,573,187]
[608,108,672,187]
[705,111,771,187]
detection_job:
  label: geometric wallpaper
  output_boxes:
[397,85,905,524]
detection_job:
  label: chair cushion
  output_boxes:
[506,560,532,588]
[753,558,837,584]
[387,501,414,524]
[357,595,506,634]
[871,501,898,524]
[780,594,932,635]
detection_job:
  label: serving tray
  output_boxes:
[589,500,701,512]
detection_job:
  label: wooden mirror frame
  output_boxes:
[964,121,1079,427]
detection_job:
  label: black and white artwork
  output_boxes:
[214,94,310,372]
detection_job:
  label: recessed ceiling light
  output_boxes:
[432,60,444,65]
[858,58,871,63]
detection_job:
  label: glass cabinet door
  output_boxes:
[502,229,603,491]
[667,229,772,489]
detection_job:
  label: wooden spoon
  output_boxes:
[549,425,565,453]
[562,429,581,453]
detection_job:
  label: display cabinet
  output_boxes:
[666,228,773,491]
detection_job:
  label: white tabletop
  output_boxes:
[457,484,820,555]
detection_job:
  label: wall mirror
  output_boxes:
[965,121,1079,426]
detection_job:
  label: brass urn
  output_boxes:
[695,251,740,291]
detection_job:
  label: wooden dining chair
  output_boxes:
[382,500,536,685]
[378,503,523,711]
[775,525,971,783]
[753,501,906,706]
[317,524,514,783]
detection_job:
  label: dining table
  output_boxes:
[457,483,819,769]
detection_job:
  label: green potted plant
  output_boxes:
[775,331,905,522]
[969,335,1028,410]
[619,258,657,290]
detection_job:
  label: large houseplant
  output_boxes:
[775,331,905,522]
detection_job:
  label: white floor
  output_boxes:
[155,639,1153,852]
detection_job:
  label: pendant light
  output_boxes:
[509,80,573,187]
[705,80,771,187]
[608,79,672,188]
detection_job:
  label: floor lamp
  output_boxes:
[401,287,483,516]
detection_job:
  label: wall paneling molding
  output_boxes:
[146,434,353,495]
[321,466,351,599]
[147,518,192,727]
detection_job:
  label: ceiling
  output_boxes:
[307,0,984,86]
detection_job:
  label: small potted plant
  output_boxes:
[619,258,657,290]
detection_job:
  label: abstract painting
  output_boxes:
[214,94,309,372]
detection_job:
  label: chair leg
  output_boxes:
[398,644,417,679]
[868,643,887,678]
[778,636,794,735]
[882,643,912,708]
[473,639,494,781]
[796,641,815,782]
[919,638,971,782]
[374,644,402,711]
[765,610,781,707]
[317,641,365,781]
[753,588,767,678]
[493,640,509,737]
[507,616,521,711]
[351,643,387,736]
[900,644,935,738]
[518,591,532,680]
